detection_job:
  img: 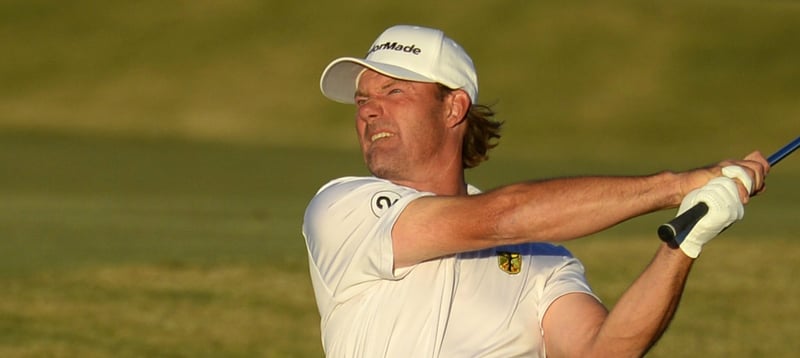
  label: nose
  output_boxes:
[357,99,382,122]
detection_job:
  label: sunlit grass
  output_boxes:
[0,264,321,357]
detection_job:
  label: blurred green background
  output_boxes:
[1,0,798,356]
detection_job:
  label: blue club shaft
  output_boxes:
[767,136,800,166]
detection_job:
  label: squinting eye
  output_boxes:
[389,88,402,94]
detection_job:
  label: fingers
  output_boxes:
[681,150,770,203]
[720,153,768,194]
[721,166,752,203]
[740,151,769,195]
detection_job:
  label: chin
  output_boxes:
[365,149,412,180]
[367,162,403,181]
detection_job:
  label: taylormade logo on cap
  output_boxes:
[320,25,479,104]
[367,42,422,56]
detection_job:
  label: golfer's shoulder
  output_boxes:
[304,176,426,237]
[313,176,411,198]
[304,177,389,238]
[308,176,424,212]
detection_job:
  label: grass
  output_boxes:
[0,264,321,357]
[0,132,352,356]
[0,131,368,275]
[1,0,799,356]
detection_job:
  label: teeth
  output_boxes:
[371,132,392,142]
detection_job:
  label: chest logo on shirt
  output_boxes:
[370,191,401,218]
[497,251,522,275]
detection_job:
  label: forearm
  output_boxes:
[488,171,684,244]
[589,244,693,357]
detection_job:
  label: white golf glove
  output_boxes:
[676,166,751,258]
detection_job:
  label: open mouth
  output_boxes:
[371,132,393,142]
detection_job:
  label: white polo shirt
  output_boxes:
[303,176,598,357]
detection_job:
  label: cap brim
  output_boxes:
[320,57,435,104]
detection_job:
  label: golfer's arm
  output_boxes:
[543,244,693,357]
[392,171,684,268]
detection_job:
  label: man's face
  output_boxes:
[354,70,449,181]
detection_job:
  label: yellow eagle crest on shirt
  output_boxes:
[496,251,521,275]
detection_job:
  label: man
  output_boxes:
[303,25,769,357]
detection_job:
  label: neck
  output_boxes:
[389,155,467,196]
[394,172,466,196]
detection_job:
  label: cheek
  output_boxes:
[415,106,447,139]
[355,120,373,155]
[354,116,366,139]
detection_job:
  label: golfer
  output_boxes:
[303,25,769,357]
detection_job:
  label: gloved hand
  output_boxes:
[676,167,750,258]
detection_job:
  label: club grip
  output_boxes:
[657,202,709,245]
[657,135,798,245]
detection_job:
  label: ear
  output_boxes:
[444,90,471,128]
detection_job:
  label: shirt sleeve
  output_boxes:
[533,245,601,330]
[303,176,433,301]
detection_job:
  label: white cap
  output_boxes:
[320,25,478,104]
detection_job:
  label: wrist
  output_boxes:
[653,170,685,208]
